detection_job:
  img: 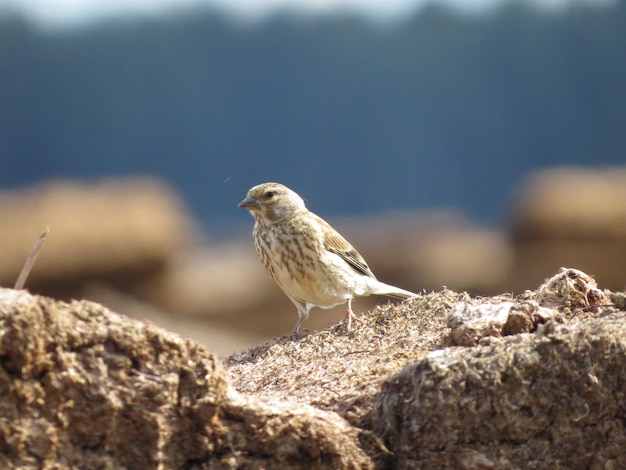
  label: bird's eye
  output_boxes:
[265,191,275,198]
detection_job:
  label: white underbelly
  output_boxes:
[271,250,368,307]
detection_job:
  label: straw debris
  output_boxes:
[228,289,462,425]
[536,266,609,312]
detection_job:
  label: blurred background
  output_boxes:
[1,0,625,354]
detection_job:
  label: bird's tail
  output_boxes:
[370,280,418,299]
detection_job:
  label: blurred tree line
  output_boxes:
[0,1,624,229]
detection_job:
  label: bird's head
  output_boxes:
[238,182,306,224]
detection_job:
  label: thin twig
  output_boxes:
[14,227,49,290]
[342,349,373,357]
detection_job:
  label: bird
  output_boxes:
[238,182,418,334]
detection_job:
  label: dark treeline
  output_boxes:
[1,1,625,229]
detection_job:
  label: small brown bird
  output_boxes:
[238,182,418,334]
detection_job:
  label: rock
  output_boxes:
[506,166,626,292]
[2,266,625,468]
[445,299,556,347]
[511,167,626,240]
[0,178,194,299]
[0,288,371,469]
[372,311,626,468]
[229,269,626,468]
[335,210,511,293]
[445,267,608,346]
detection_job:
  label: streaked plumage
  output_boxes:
[238,182,418,334]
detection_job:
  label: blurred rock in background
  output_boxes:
[505,166,626,293]
[0,178,264,353]
[331,211,512,295]
[3,167,624,354]
[0,177,193,297]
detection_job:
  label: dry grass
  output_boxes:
[227,289,466,424]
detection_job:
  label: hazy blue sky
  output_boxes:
[0,0,614,27]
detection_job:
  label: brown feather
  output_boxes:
[315,214,377,279]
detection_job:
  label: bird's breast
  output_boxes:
[253,221,359,307]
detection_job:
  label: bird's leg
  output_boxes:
[291,316,305,340]
[344,298,361,331]
[293,316,304,334]
[291,306,310,340]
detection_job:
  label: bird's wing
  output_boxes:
[315,215,377,279]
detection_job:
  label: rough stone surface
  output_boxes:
[2,267,626,469]
[0,289,370,469]
[372,314,626,468]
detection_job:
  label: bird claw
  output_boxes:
[290,329,310,341]
[344,309,361,331]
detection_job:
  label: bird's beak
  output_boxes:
[238,195,259,210]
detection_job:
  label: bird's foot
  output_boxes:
[290,328,310,341]
[344,308,361,331]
